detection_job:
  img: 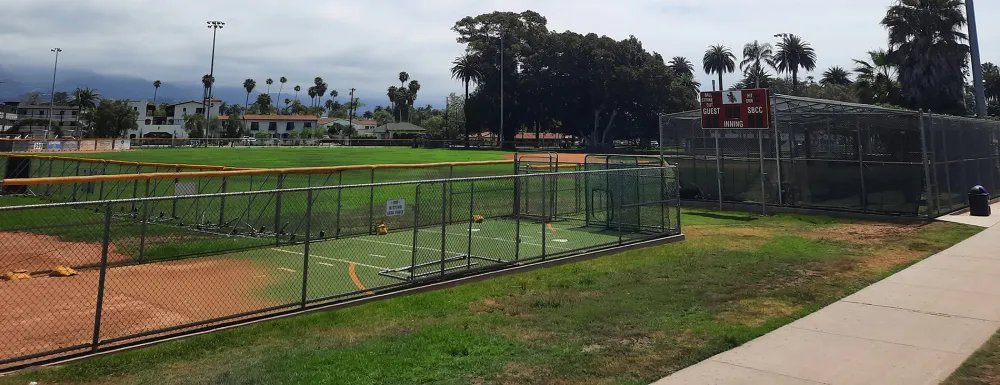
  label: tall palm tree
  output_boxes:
[703,44,736,91]
[313,77,326,108]
[201,74,214,122]
[324,99,335,116]
[152,80,161,103]
[740,41,773,88]
[387,86,400,123]
[668,56,695,77]
[69,87,100,137]
[451,53,485,143]
[772,34,817,93]
[307,86,317,108]
[266,78,273,96]
[882,0,969,114]
[276,77,287,113]
[294,85,301,102]
[242,78,256,116]
[853,49,899,105]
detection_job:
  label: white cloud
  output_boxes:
[1,0,997,106]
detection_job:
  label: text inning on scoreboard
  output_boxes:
[700,89,771,129]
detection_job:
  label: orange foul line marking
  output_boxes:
[348,263,375,295]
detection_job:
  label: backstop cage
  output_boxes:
[0,158,680,371]
[660,94,1000,218]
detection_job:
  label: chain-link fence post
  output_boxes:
[72,162,80,201]
[467,180,475,269]
[541,173,547,259]
[410,185,421,278]
[301,189,313,307]
[219,176,227,226]
[857,119,868,212]
[714,130,723,209]
[91,204,113,351]
[335,172,343,238]
[758,131,767,215]
[771,95,784,206]
[440,183,447,278]
[138,180,150,262]
[919,110,936,217]
[448,165,454,224]
[514,174,522,262]
[171,167,180,218]
[368,168,375,234]
[274,174,285,245]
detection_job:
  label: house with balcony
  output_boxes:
[127,99,223,139]
[14,103,80,137]
[0,102,18,135]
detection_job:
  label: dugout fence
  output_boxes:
[0,163,680,371]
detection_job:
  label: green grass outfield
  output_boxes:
[3,208,983,385]
[69,147,511,169]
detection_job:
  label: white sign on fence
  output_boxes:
[386,199,406,217]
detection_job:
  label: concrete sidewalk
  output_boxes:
[655,219,999,384]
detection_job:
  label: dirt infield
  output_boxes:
[0,257,277,363]
[0,232,130,273]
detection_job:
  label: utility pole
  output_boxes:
[47,48,62,139]
[206,21,224,138]
[966,0,987,117]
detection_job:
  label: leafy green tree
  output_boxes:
[25,92,43,105]
[882,0,969,114]
[773,34,817,93]
[820,66,853,86]
[372,109,394,126]
[52,92,71,105]
[84,99,138,138]
[256,94,273,114]
[222,113,244,138]
[703,44,737,90]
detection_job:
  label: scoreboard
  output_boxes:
[700,89,771,129]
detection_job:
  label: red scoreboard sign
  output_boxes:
[700,89,771,129]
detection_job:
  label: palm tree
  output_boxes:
[451,53,485,144]
[69,87,100,137]
[266,78,273,96]
[307,86,317,108]
[324,99,335,116]
[882,0,969,114]
[399,72,410,89]
[740,41,773,88]
[983,62,1000,105]
[820,66,853,86]
[242,79,256,114]
[703,44,736,90]
[294,85,301,102]
[772,34,817,93]
[668,56,695,77]
[853,49,899,105]
[276,77,287,113]
[387,86,400,123]
[201,74,214,124]
[152,80,161,103]
[313,77,326,107]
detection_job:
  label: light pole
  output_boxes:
[206,21,224,138]
[46,48,62,139]
[966,0,987,117]
[499,30,505,147]
[348,87,356,133]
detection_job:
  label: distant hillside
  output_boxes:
[0,65,379,110]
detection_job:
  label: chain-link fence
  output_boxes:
[0,165,680,371]
[660,94,1000,217]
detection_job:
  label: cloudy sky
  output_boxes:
[2,0,998,107]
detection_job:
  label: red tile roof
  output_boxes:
[354,119,377,125]
[317,117,338,124]
[220,115,319,121]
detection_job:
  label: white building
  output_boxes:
[127,99,222,139]
[14,104,80,137]
[223,114,320,139]
[318,118,378,136]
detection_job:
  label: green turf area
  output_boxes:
[942,331,1000,385]
[3,209,982,385]
[69,147,510,169]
